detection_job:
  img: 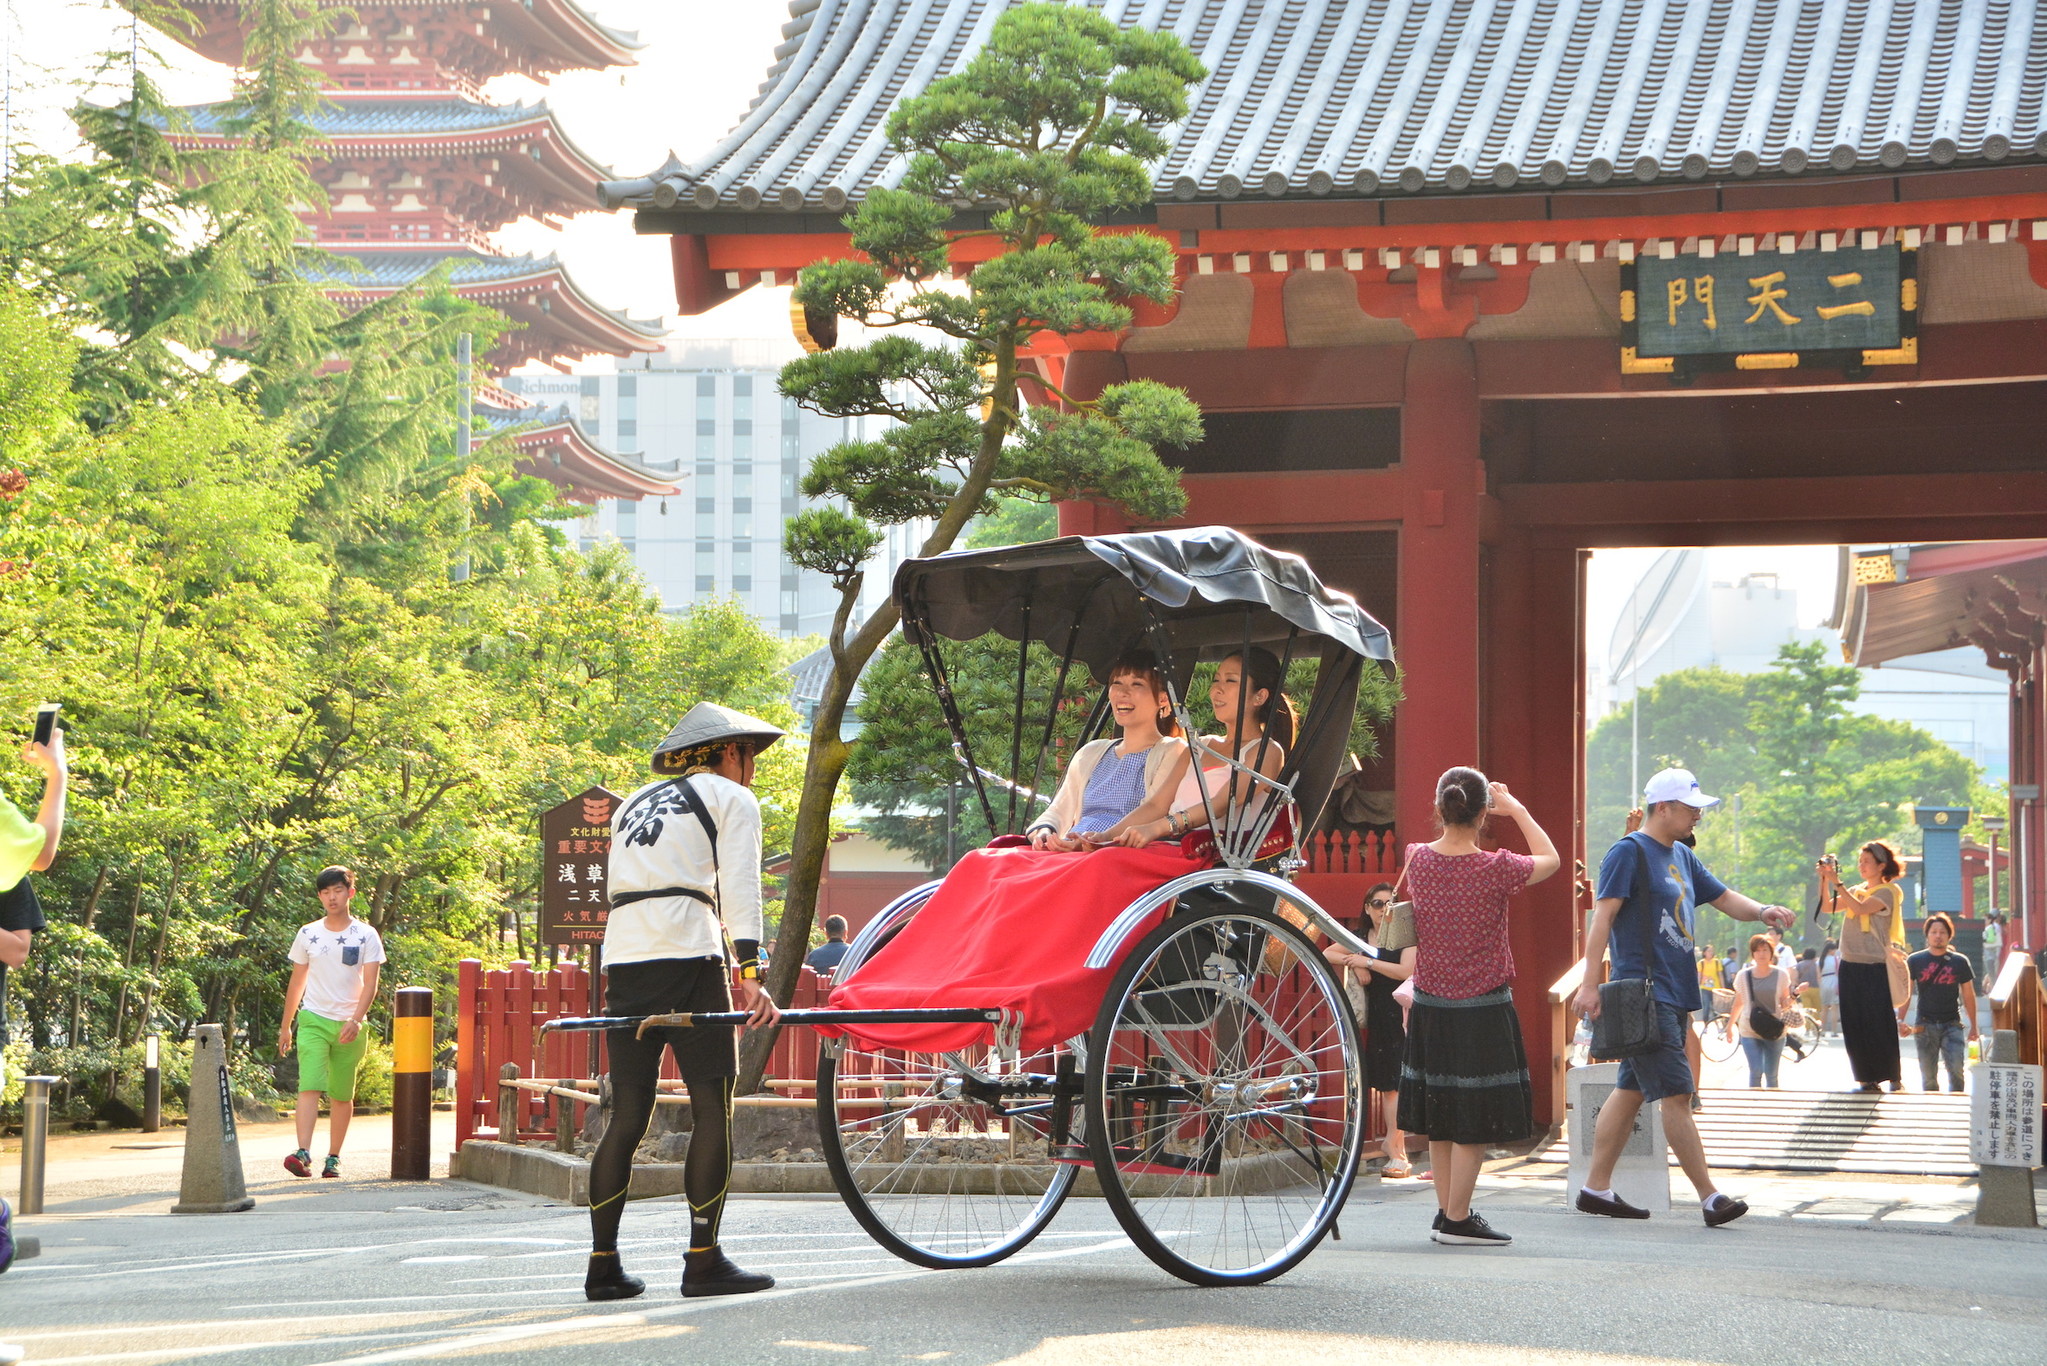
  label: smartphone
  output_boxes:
[31,702,58,748]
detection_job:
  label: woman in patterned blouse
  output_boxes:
[1397,766,1560,1247]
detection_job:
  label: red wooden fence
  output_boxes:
[455,958,832,1147]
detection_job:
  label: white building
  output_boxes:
[507,339,930,637]
[1600,548,2009,782]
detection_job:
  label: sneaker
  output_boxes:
[1431,1209,1444,1232]
[284,1149,313,1178]
[321,1154,341,1179]
[1702,1194,1750,1228]
[681,1247,775,1297]
[1576,1188,1652,1220]
[0,1197,13,1274]
[585,1253,646,1302]
[1432,1211,1511,1246]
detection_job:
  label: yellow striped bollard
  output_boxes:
[392,986,433,1181]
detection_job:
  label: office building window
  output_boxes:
[733,462,753,494]
[617,419,637,437]
[618,375,637,398]
[618,396,637,421]
[696,497,715,514]
[581,376,600,397]
[696,375,715,398]
[781,613,799,634]
[734,375,753,400]
[697,574,716,593]
[733,575,752,592]
[696,510,716,536]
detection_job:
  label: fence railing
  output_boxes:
[1301,828,1400,876]
[455,958,832,1148]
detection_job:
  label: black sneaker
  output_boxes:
[1431,1209,1443,1232]
[1432,1212,1511,1246]
[1702,1194,1750,1228]
[682,1247,775,1297]
[585,1253,646,1302]
[1576,1188,1652,1219]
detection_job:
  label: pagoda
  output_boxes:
[149,0,673,503]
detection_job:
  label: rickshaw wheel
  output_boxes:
[1084,893,1363,1286]
[816,887,1077,1269]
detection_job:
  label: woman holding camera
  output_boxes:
[1820,841,1904,1093]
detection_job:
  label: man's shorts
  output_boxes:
[603,957,737,1082]
[1614,1002,1694,1103]
[295,1010,370,1101]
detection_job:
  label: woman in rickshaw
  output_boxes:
[1023,650,1189,850]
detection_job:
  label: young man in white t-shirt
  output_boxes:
[276,867,384,1178]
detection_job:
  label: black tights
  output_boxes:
[589,1056,735,1256]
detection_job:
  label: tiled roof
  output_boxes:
[172,98,561,138]
[626,0,2047,212]
[308,249,665,337]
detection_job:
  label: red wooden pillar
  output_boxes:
[455,958,481,1147]
[1394,339,1482,845]
[1485,537,1588,1125]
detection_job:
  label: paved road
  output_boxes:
[4,1116,2043,1366]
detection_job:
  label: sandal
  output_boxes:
[1382,1157,1413,1179]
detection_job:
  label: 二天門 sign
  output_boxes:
[540,786,621,947]
[1622,241,1916,374]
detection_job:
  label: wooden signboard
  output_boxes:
[540,786,622,948]
[1622,240,1916,375]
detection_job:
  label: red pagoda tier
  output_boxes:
[309,249,663,371]
[155,0,641,97]
[168,98,617,246]
[482,399,678,505]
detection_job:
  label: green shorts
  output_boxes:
[295,1010,369,1101]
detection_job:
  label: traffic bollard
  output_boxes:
[18,1074,60,1215]
[392,986,433,1180]
[142,1031,162,1134]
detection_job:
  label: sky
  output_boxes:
[6,1,1851,645]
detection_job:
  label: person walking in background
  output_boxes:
[1720,945,1739,993]
[1819,938,1843,1035]
[1398,768,1559,1246]
[1326,881,1419,1179]
[0,713,66,1345]
[1728,934,1794,1088]
[1765,925,1797,976]
[1903,914,1977,1093]
[1980,911,2003,984]
[276,867,384,1180]
[1822,841,1906,1093]
[1795,949,1821,1018]
[1575,768,1795,1227]
[805,915,851,977]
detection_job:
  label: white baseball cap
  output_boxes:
[1643,767,1721,809]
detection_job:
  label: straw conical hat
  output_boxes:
[652,702,786,773]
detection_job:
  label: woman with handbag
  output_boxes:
[1821,840,1906,1093]
[1727,933,1794,1087]
[1397,767,1560,1246]
[1326,882,1420,1179]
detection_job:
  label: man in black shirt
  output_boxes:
[1,721,65,1305]
[1901,914,1977,1093]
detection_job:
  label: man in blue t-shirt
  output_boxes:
[1572,768,1793,1228]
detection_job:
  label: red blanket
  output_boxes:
[823,841,1206,1053]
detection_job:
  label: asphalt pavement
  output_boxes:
[2,1111,2043,1365]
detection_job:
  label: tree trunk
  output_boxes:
[109,879,145,1048]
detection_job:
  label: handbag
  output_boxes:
[1885,941,1912,1009]
[1748,1003,1786,1041]
[1589,836,1663,1061]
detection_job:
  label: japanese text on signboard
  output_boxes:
[540,787,621,947]
[1634,245,1904,357]
[1971,1062,2043,1168]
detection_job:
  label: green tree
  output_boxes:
[752,3,1208,1089]
[965,494,1060,549]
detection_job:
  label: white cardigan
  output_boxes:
[1027,736,1188,837]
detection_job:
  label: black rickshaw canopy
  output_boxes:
[892,527,1394,860]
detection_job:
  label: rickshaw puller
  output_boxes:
[586,703,785,1302]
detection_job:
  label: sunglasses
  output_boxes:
[1366,899,1392,909]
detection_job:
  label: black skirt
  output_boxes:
[1838,959,1901,1086]
[1396,984,1533,1146]
[1363,973,1407,1093]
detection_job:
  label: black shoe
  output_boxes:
[682,1247,776,1298]
[585,1254,645,1302]
[1432,1212,1511,1246]
[1576,1188,1651,1219]
[1703,1195,1750,1228]
[1431,1209,1443,1231]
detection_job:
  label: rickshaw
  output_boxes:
[556,527,1393,1287]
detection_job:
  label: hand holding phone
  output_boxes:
[32,702,58,748]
